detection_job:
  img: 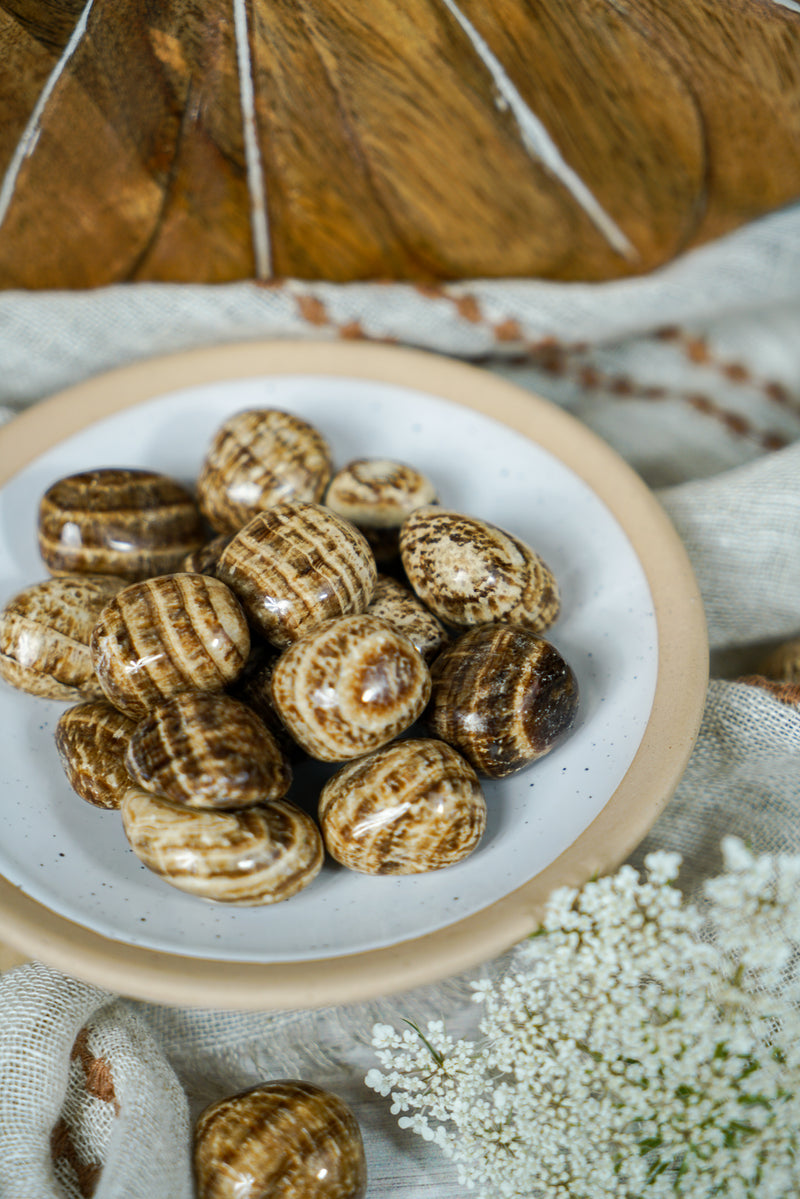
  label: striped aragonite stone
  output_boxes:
[216,501,377,648]
[197,409,333,534]
[181,533,233,577]
[366,574,449,663]
[319,738,485,874]
[0,574,125,700]
[230,651,306,761]
[426,623,579,778]
[55,698,136,809]
[38,468,205,581]
[269,614,431,762]
[324,458,437,563]
[121,792,324,904]
[90,573,250,719]
[125,692,292,809]
[399,506,560,633]
[194,1080,366,1199]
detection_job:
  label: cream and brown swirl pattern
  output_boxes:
[125,692,292,809]
[366,575,449,663]
[0,574,125,700]
[90,573,250,719]
[216,501,377,648]
[426,623,579,778]
[325,458,437,562]
[197,409,333,534]
[194,1080,367,1199]
[121,791,324,904]
[400,506,560,633]
[38,468,205,581]
[269,614,431,762]
[55,699,136,809]
[319,738,485,874]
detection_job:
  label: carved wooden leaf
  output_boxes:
[0,0,797,288]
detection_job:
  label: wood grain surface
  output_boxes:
[0,2,798,288]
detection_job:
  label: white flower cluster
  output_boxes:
[366,839,800,1197]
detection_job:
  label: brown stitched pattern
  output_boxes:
[736,675,800,707]
[454,295,482,323]
[493,317,523,342]
[683,335,711,365]
[50,1026,123,1196]
[284,293,798,451]
[71,1028,121,1116]
[527,346,791,452]
[340,319,367,339]
[295,294,329,326]
[413,283,443,300]
[291,284,569,352]
[766,381,794,405]
[658,326,800,418]
[51,1118,104,1198]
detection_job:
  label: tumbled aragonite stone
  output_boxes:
[319,738,486,874]
[367,575,449,663]
[325,458,437,562]
[426,623,579,778]
[230,652,306,761]
[197,409,333,534]
[38,468,205,581]
[90,573,250,719]
[0,574,125,700]
[270,613,431,762]
[194,1080,367,1199]
[121,791,324,904]
[216,501,377,648]
[125,692,292,809]
[400,506,560,633]
[55,699,136,808]
[181,533,233,577]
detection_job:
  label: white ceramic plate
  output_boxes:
[0,342,707,1008]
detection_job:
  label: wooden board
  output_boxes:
[0,1,799,287]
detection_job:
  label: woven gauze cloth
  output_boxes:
[0,203,799,1198]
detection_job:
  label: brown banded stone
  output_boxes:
[216,501,377,648]
[55,699,136,809]
[230,652,306,762]
[0,574,125,700]
[325,458,437,562]
[125,692,292,809]
[270,614,431,762]
[90,573,250,719]
[194,1080,366,1199]
[399,506,560,633]
[181,533,234,577]
[38,468,205,581]
[366,575,449,663]
[426,623,579,777]
[197,409,333,534]
[121,791,324,904]
[319,738,485,874]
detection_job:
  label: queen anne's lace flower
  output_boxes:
[367,839,800,1197]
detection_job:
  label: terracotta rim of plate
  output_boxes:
[0,340,708,1009]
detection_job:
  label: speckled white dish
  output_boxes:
[0,342,707,1008]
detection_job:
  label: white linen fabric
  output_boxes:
[0,203,799,1198]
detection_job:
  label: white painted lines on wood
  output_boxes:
[232,0,272,278]
[437,0,638,260]
[0,0,96,233]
